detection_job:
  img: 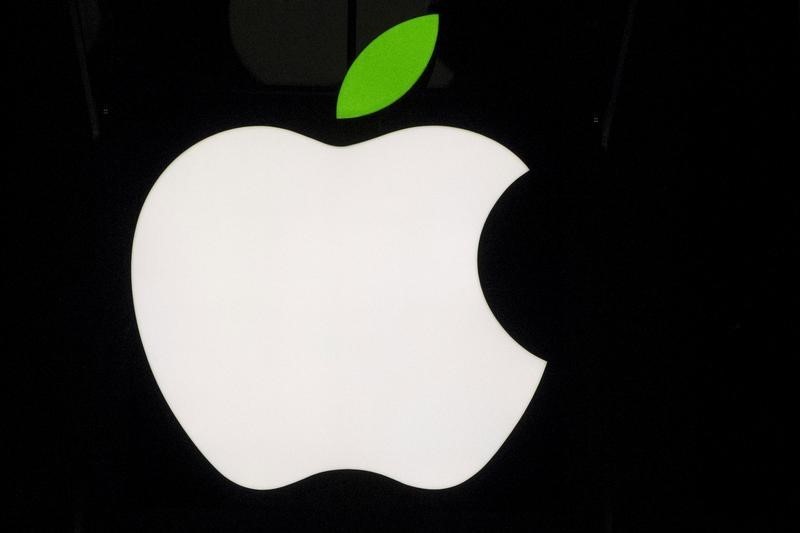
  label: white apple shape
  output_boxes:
[131,125,546,490]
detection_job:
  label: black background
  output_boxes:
[10,1,798,531]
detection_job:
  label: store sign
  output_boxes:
[131,15,545,490]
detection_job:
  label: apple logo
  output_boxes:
[131,14,546,490]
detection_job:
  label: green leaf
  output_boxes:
[336,14,439,119]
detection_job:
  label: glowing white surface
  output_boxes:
[131,126,546,490]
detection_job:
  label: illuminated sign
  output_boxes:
[131,14,545,490]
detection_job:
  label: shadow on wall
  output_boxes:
[229,0,452,87]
